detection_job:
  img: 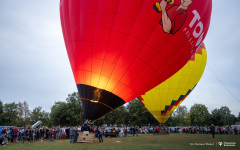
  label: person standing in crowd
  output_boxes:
[73,127,78,143]
[32,128,35,142]
[28,126,33,142]
[237,126,239,135]
[77,126,81,132]
[156,126,160,135]
[9,127,13,143]
[97,127,103,142]
[210,124,215,138]
[36,128,40,141]
[50,128,54,141]
[48,127,52,140]
[56,126,60,140]
[135,127,138,137]
[154,127,158,135]
[130,126,133,135]
[119,127,124,137]
[132,126,135,136]
[62,126,66,139]
[66,127,70,139]
[40,128,43,140]
[6,128,11,142]
[42,126,46,141]
[124,127,128,137]
[69,127,74,143]
[13,126,18,143]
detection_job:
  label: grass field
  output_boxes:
[2,134,239,150]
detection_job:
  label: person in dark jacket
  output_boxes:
[69,127,74,143]
[132,127,136,136]
[10,128,14,143]
[97,127,103,142]
[73,127,78,143]
[210,124,215,138]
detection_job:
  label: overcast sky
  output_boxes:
[0,0,239,116]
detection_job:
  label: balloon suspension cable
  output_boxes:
[207,63,240,104]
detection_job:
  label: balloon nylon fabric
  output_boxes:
[60,0,212,120]
[140,43,207,123]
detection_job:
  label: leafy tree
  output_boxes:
[65,92,84,125]
[23,101,30,123]
[50,101,68,126]
[15,101,31,127]
[211,108,225,126]
[50,92,84,126]
[165,112,177,126]
[127,99,158,126]
[228,114,237,125]
[16,102,24,126]
[190,104,210,126]
[174,106,190,126]
[3,102,18,125]
[101,106,129,126]
[209,106,237,126]
[30,106,50,126]
[219,106,232,126]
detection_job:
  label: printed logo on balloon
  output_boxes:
[153,0,210,56]
[153,0,191,35]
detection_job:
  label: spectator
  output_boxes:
[132,127,135,136]
[153,127,156,135]
[13,126,18,143]
[156,126,160,135]
[56,126,60,140]
[69,127,74,143]
[40,128,44,140]
[36,128,40,141]
[135,127,138,137]
[73,127,78,143]
[130,126,133,135]
[66,127,70,139]
[237,126,239,135]
[6,129,11,142]
[32,128,35,142]
[119,127,124,137]
[210,124,215,138]
[10,127,14,143]
[50,128,54,141]
[46,127,49,139]
[124,127,128,137]
[41,126,46,141]
[97,127,103,142]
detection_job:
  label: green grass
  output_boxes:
[2,134,240,150]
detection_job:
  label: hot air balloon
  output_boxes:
[60,0,212,120]
[139,43,207,123]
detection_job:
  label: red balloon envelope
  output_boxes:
[60,0,212,120]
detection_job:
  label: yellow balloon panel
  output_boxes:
[140,43,207,123]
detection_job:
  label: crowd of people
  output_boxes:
[1,124,239,146]
[167,125,240,135]
[0,124,105,146]
[111,125,240,137]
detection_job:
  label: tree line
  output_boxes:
[1,92,240,127]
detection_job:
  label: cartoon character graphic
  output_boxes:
[153,0,193,35]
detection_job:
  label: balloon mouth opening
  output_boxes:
[77,84,125,120]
